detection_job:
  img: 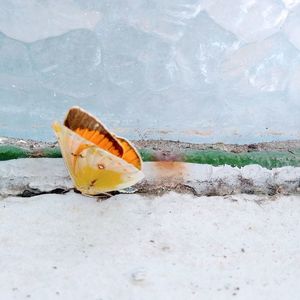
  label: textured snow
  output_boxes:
[0,192,300,299]
[0,0,300,143]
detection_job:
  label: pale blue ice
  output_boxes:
[0,0,299,143]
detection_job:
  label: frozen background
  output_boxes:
[0,0,299,143]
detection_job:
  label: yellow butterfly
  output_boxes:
[52,106,144,195]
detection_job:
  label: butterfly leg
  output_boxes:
[74,188,111,200]
[95,192,113,202]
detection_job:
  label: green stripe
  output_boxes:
[0,146,30,160]
[0,145,300,169]
[41,147,62,158]
[183,150,300,169]
[140,149,300,169]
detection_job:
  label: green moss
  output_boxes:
[139,149,156,162]
[184,150,300,169]
[40,147,62,158]
[0,144,299,169]
[0,145,29,160]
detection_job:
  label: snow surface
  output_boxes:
[0,0,299,143]
[0,192,299,300]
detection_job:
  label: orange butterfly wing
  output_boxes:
[64,106,142,170]
[115,136,142,170]
[64,107,124,158]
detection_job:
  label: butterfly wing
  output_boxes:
[115,136,142,170]
[64,106,142,170]
[64,106,124,158]
[53,122,144,195]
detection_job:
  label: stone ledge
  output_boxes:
[1,158,299,197]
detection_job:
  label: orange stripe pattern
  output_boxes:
[75,128,122,157]
[116,137,142,170]
[64,107,142,170]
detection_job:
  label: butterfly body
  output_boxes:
[53,107,144,195]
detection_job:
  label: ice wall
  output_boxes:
[0,0,299,143]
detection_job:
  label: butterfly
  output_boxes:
[52,106,144,195]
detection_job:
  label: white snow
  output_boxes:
[0,192,299,299]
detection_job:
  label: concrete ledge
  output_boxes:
[0,158,299,197]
